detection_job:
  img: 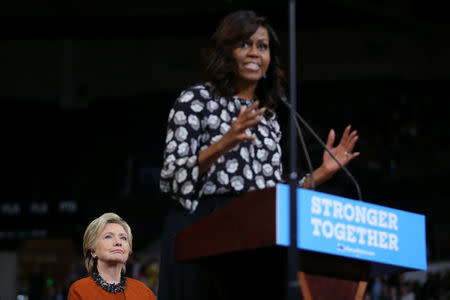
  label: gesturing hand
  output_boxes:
[221,100,266,151]
[321,125,359,176]
[198,100,266,176]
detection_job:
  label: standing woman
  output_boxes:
[68,213,156,300]
[158,10,360,300]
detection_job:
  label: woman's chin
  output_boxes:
[100,258,128,266]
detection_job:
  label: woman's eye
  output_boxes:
[258,44,268,51]
[121,236,127,241]
[105,235,112,239]
[240,42,250,48]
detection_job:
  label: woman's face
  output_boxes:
[92,223,130,265]
[232,26,271,85]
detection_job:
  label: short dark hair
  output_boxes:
[205,10,286,110]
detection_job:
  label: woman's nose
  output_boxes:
[247,45,259,56]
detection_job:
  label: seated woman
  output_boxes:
[68,212,156,300]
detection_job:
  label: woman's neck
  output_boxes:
[234,80,257,100]
[96,261,123,284]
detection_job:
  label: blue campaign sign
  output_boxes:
[276,184,427,271]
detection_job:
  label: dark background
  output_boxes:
[1,0,450,294]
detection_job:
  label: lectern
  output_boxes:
[175,184,426,300]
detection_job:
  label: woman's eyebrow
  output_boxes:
[103,231,126,236]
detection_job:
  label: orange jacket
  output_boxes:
[68,276,156,300]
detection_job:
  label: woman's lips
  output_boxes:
[244,62,260,71]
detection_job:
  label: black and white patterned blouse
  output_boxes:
[160,84,283,212]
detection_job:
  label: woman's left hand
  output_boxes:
[321,125,359,177]
[302,125,359,189]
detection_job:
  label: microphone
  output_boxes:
[278,93,363,201]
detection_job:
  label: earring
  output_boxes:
[263,73,267,79]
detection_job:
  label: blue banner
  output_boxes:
[276,184,426,271]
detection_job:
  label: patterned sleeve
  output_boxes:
[160,87,205,211]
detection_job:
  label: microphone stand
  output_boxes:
[287,0,302,299]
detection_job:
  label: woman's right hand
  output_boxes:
[198,101,265,175]
[220,100,266,151]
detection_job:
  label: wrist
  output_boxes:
[313,165,335,184]
[216,134,232,155]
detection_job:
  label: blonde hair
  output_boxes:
[82,212,133,274]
